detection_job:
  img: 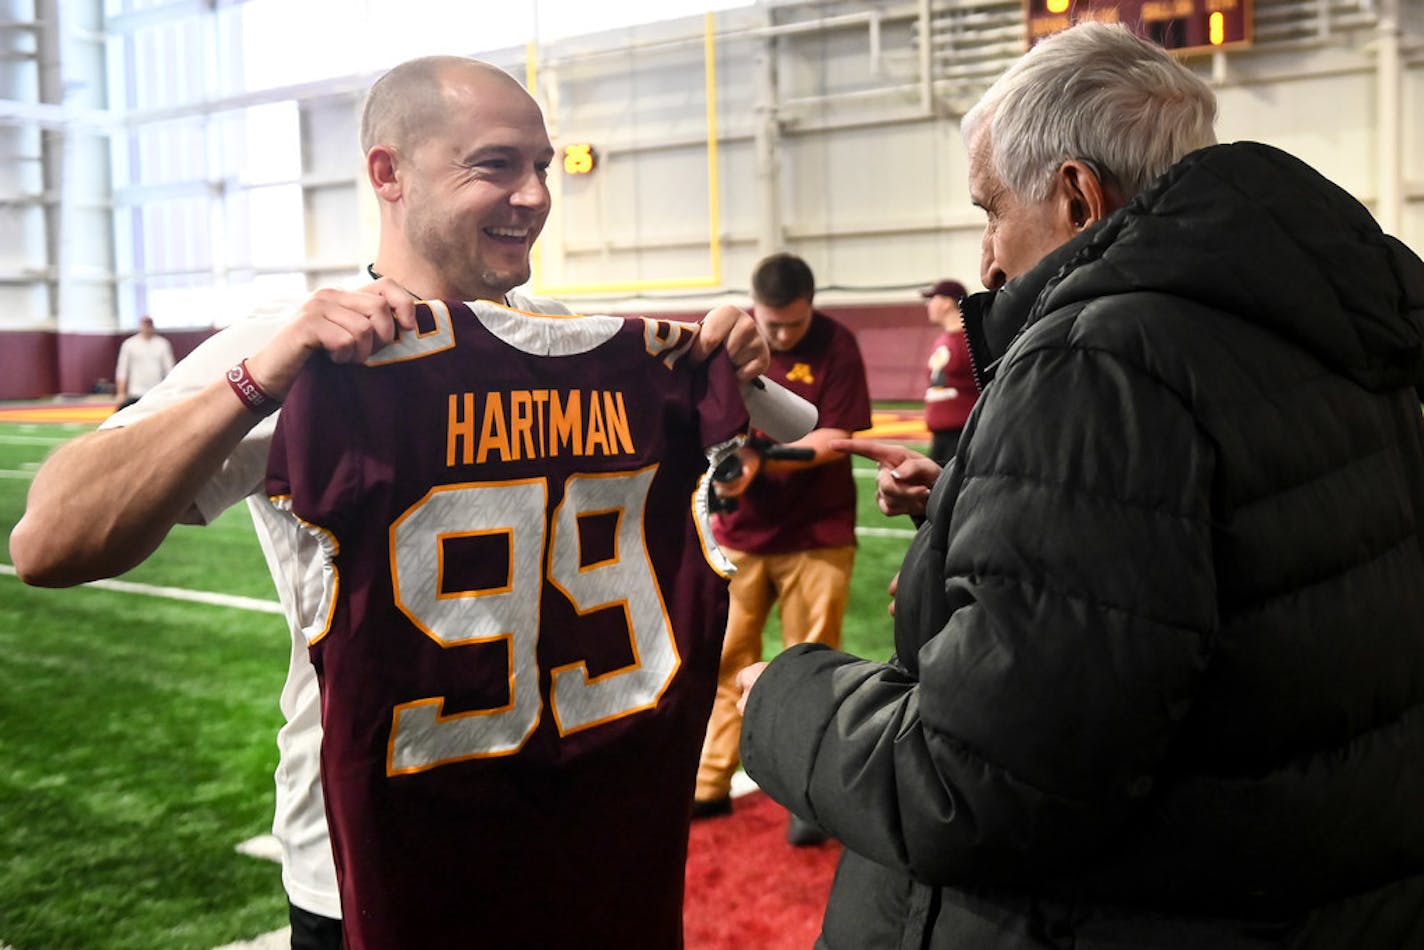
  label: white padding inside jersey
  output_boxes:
[471,301,623,356]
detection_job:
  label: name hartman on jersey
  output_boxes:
[446,389,635,465]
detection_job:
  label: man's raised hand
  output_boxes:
[829,438,941,518]
[693,304,770,382]
[245,279,420,402]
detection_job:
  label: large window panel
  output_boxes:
[114,194,212,319]
[93,0,759,337]
[149,195,212,275]
[129,117,208,185]
[227,0,359,91]
[105,0,193,15]
[217,0,756,88]
[113,195,212,277]
[122,16,207,110]
[227,182,304,271]
[213,271,311,328]
[230,102,301,186]
[140,272,215,324]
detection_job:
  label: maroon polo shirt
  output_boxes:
[714,310,872,554]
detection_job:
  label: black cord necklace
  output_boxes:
[366,264,425,301]
[365,265,510,307]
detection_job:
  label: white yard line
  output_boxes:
[0,563,288,950]
[0,435,69,446]
[0,564,281,614]
[857,524,915,539]
[235,834,283,863]
[1,564,288,950]
[849,470,922,539]
[212,928,290,950]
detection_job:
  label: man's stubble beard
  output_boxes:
[407,205,530,302]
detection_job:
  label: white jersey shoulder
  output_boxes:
[367,297,624,365]
[471,298,624,358]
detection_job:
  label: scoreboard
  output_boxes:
[1025,0,1252,55]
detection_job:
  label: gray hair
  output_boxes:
[962,22,1217,203]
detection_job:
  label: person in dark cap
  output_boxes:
[919,278,974,465]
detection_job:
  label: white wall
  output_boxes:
[1,0,1420,332]
[525,2,1424,313]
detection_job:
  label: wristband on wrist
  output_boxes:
[225,359,280,417]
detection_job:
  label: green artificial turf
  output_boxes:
[0,423,290,949]
[0,420,917,948]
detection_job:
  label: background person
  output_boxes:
[692,252,871,847]
[114,314,175,410]
[737,22,1424,948]
[919,278,975,465]
[10,55,767,950]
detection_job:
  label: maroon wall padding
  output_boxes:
[164,328,219,365]
[1,328,219,401]
[646,303,938,403]
[57,333,123,397]
[0,332,60,400]
[826,304,938,403]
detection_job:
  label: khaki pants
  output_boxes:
[695,544,856,801]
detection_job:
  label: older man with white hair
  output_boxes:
[738,21,1424,949]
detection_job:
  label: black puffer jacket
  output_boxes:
[741,142,1424,948]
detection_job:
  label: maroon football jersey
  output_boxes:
[265,300,747,949]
